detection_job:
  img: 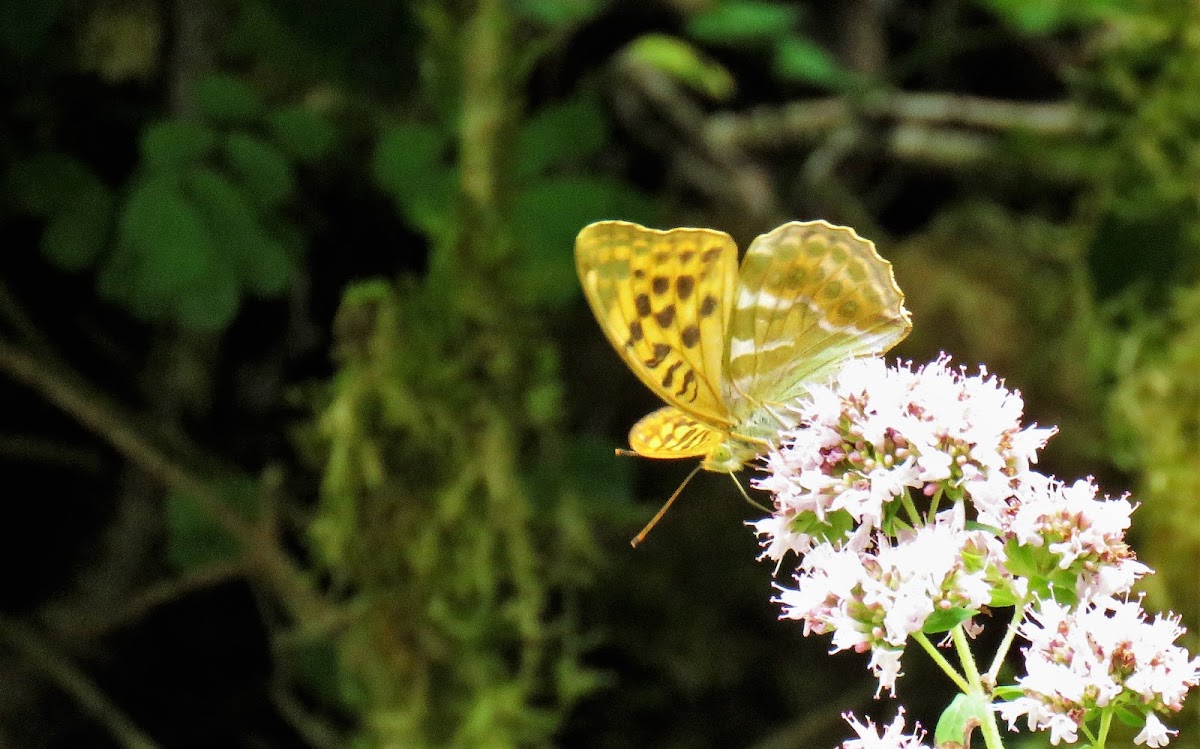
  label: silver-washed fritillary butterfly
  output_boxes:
[576,220,912,544]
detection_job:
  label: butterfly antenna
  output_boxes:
[631,463,703,548]
[729,472,770,513]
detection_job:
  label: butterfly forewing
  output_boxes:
[725,221,911,415]
[628,406,724,459]
[576,221,737,428]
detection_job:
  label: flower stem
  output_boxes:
[985,600,1028,685]
[928,485,943,517]
[912,631,971,693]
[951,626,1006,749]
[1096,708,1113,748]
[900,489,923,527]
[952,625,982,687]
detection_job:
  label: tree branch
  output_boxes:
[0,340,329,623]
[705,92,1097,154]
[0,617,160,749]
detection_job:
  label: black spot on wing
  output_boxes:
[662,361,681,388]
[676,276,695,300]
[625,320,643,346]
[644,343,670,367]
[681,324,700,348]
[634,293,652,317]
[677,369,696,400]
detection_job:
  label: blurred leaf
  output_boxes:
[141,120,219,173]
[287,637,347,708]
[115,174,231,328]
[0,0,69,57]
[622,34,735,101]
[516,0,601,27]
[196,73,265,124]
[222,131,296,208]
[980,0,1121,33]
[512,177,655,307]
[515,94,608,180]
[77,0,161,83]
[267,105,338,162]
[373,123,456,237]
[687,0,800,46]
[184,165,294,297]
[773,35,850,89]
[166,475,261,572]
[373,123,442,194]
[41,182,115,271]
[175,261,241,331]
[7,153,97,216]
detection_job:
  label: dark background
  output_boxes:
[2,0,1199,747]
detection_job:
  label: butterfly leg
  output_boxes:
[631,463,704,548]
[728,473,770,513]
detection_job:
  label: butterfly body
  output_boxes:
[576,219,911,476]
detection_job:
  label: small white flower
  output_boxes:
[839,709,930,749]
[1135,714,1177,747]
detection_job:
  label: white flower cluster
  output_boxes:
[777,519,1003,692]
[998,599,1200,746]
[751,356,1196,747]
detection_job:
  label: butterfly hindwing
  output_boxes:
[576,220,737,428]
[725,221,912,415]
[628,406,724,459]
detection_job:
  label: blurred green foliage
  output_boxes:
[3,0,1200,747]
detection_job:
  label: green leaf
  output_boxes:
[988,587,1019,608]
[372,122,443,196]
[286,637,347,708]
[774,35,850,90]
[165,475,261,572]
[1114,706,1143,727]
[41,181,115,271]
[116,174,222,326]
[981,0,1124,33]
[790,508,854,544]
[516,0,601,27]
[1003,538,1040,578]
[991,685,1023,700]
[267,105,337,162]
[512,177,656,306]
[175,261,241,331]
[195,73,264,124]
[141,120,219,173]
[372,123,455,237]
[7,153,97,216]
[922,607,976,634]
[621,34,735,101]
[222,131,295,208]
[687,0,800,46]
[184,165,293,297]
[935,692,992,748]
[515,93,608,180]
